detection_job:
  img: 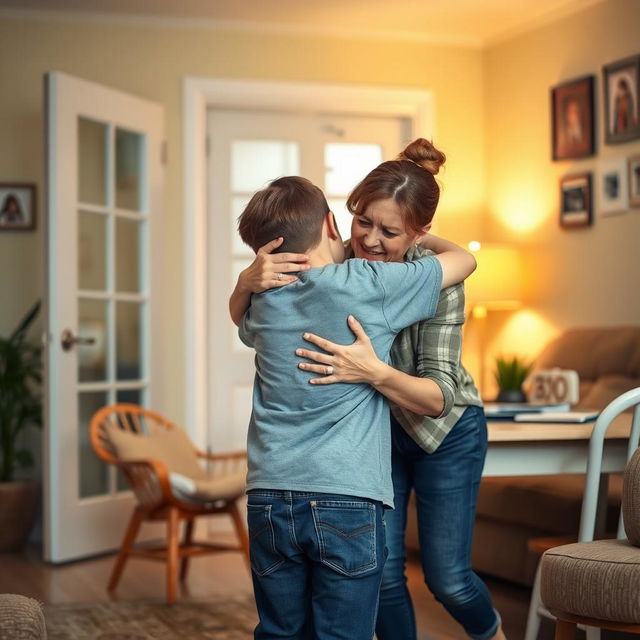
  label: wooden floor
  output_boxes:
[0,535,630,639]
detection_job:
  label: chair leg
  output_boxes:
[180,519,194,582]
[166,506,180,604]
[524,563,545,640]
[555,619,577,640]
[228,500,250,566]
[108,506,146,592]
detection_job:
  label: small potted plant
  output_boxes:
[494,355,532,403]
[0,301,42,551]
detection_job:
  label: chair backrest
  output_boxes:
[90,403,178,465]
[579,387,640,542]
[90,404,182,508]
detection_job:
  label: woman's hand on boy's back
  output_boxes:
[239,237,311,293]
[296,315,386,385]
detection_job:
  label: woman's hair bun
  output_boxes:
[398,138,446,176]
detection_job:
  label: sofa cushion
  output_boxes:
[541,539,640,623]
[476,474,622,534]
[578,375,640,410]
[534,327,640,382]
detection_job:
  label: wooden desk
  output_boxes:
[484,414,631,477]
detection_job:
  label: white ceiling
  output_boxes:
[0,0,604,46]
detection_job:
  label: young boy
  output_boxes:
[230,176,475,640]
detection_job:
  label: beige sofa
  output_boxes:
[407,326,640,586]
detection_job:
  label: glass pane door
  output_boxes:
[324,142,383,239]
[46,71,164,562]
[77,119,149,500]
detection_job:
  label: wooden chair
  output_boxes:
[90,403,250,604]
[525,387,640,639]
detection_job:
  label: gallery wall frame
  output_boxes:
[560,173,592,229]
[597,158,628,216]
[603,54,640,145]
[0,183,36,231]
[551,75,595,160]
[628,154,640,208]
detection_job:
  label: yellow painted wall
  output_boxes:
[2,0,638,414]
[480,0,640,397]
[0,14,485,423]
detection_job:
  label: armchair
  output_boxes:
[89,403,249,604]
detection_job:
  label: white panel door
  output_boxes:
[45,72,164,562]
[206,109,408,454]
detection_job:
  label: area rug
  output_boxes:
[44,595,257,640]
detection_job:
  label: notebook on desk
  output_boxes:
[513,411,600,423]
[483,402,570,418]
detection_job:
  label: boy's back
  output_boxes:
[240,256,442,507]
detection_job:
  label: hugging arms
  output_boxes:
[230,234,463,418]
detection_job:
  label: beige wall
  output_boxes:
[2,0,638,414]
[0,14,485,423]
[479,0,640,396]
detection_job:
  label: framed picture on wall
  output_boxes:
[597,159,628,216]
[0,183,36,231]
[629,154,640,207]
[551,75,595,160]
[603,54,640,144]
[560,173,592,229]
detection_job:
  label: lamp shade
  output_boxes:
[465,244,522,310]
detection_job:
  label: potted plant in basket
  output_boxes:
[0,301,42,551]
[494,355,532,403]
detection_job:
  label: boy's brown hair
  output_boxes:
[238,176,329,253]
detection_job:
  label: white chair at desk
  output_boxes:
[524,387,640,640]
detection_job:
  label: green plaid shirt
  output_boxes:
[389,245,482,452]
[347,244,482,453]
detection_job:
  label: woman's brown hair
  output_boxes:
[346,138,445,234]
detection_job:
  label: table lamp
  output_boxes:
[465,242,523,398]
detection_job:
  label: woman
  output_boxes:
[235,138,504,640]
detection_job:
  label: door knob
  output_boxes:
[61,329,96,351]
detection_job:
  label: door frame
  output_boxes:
[182,77,434,449]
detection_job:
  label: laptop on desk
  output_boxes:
[483,402,571,419]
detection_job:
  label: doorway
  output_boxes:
[206,107,410,451]
[183,77,434,453]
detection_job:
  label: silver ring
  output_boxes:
[326,366,333,375]
[276,272,284,281]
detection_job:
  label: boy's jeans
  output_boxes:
[247,490,386,640]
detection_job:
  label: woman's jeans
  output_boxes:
[247,490,386,640]
[375,406,500,640]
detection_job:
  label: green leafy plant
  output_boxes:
[494,355,532,393]
[0,301,42,482]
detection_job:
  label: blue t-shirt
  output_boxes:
[239,256,443,507]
